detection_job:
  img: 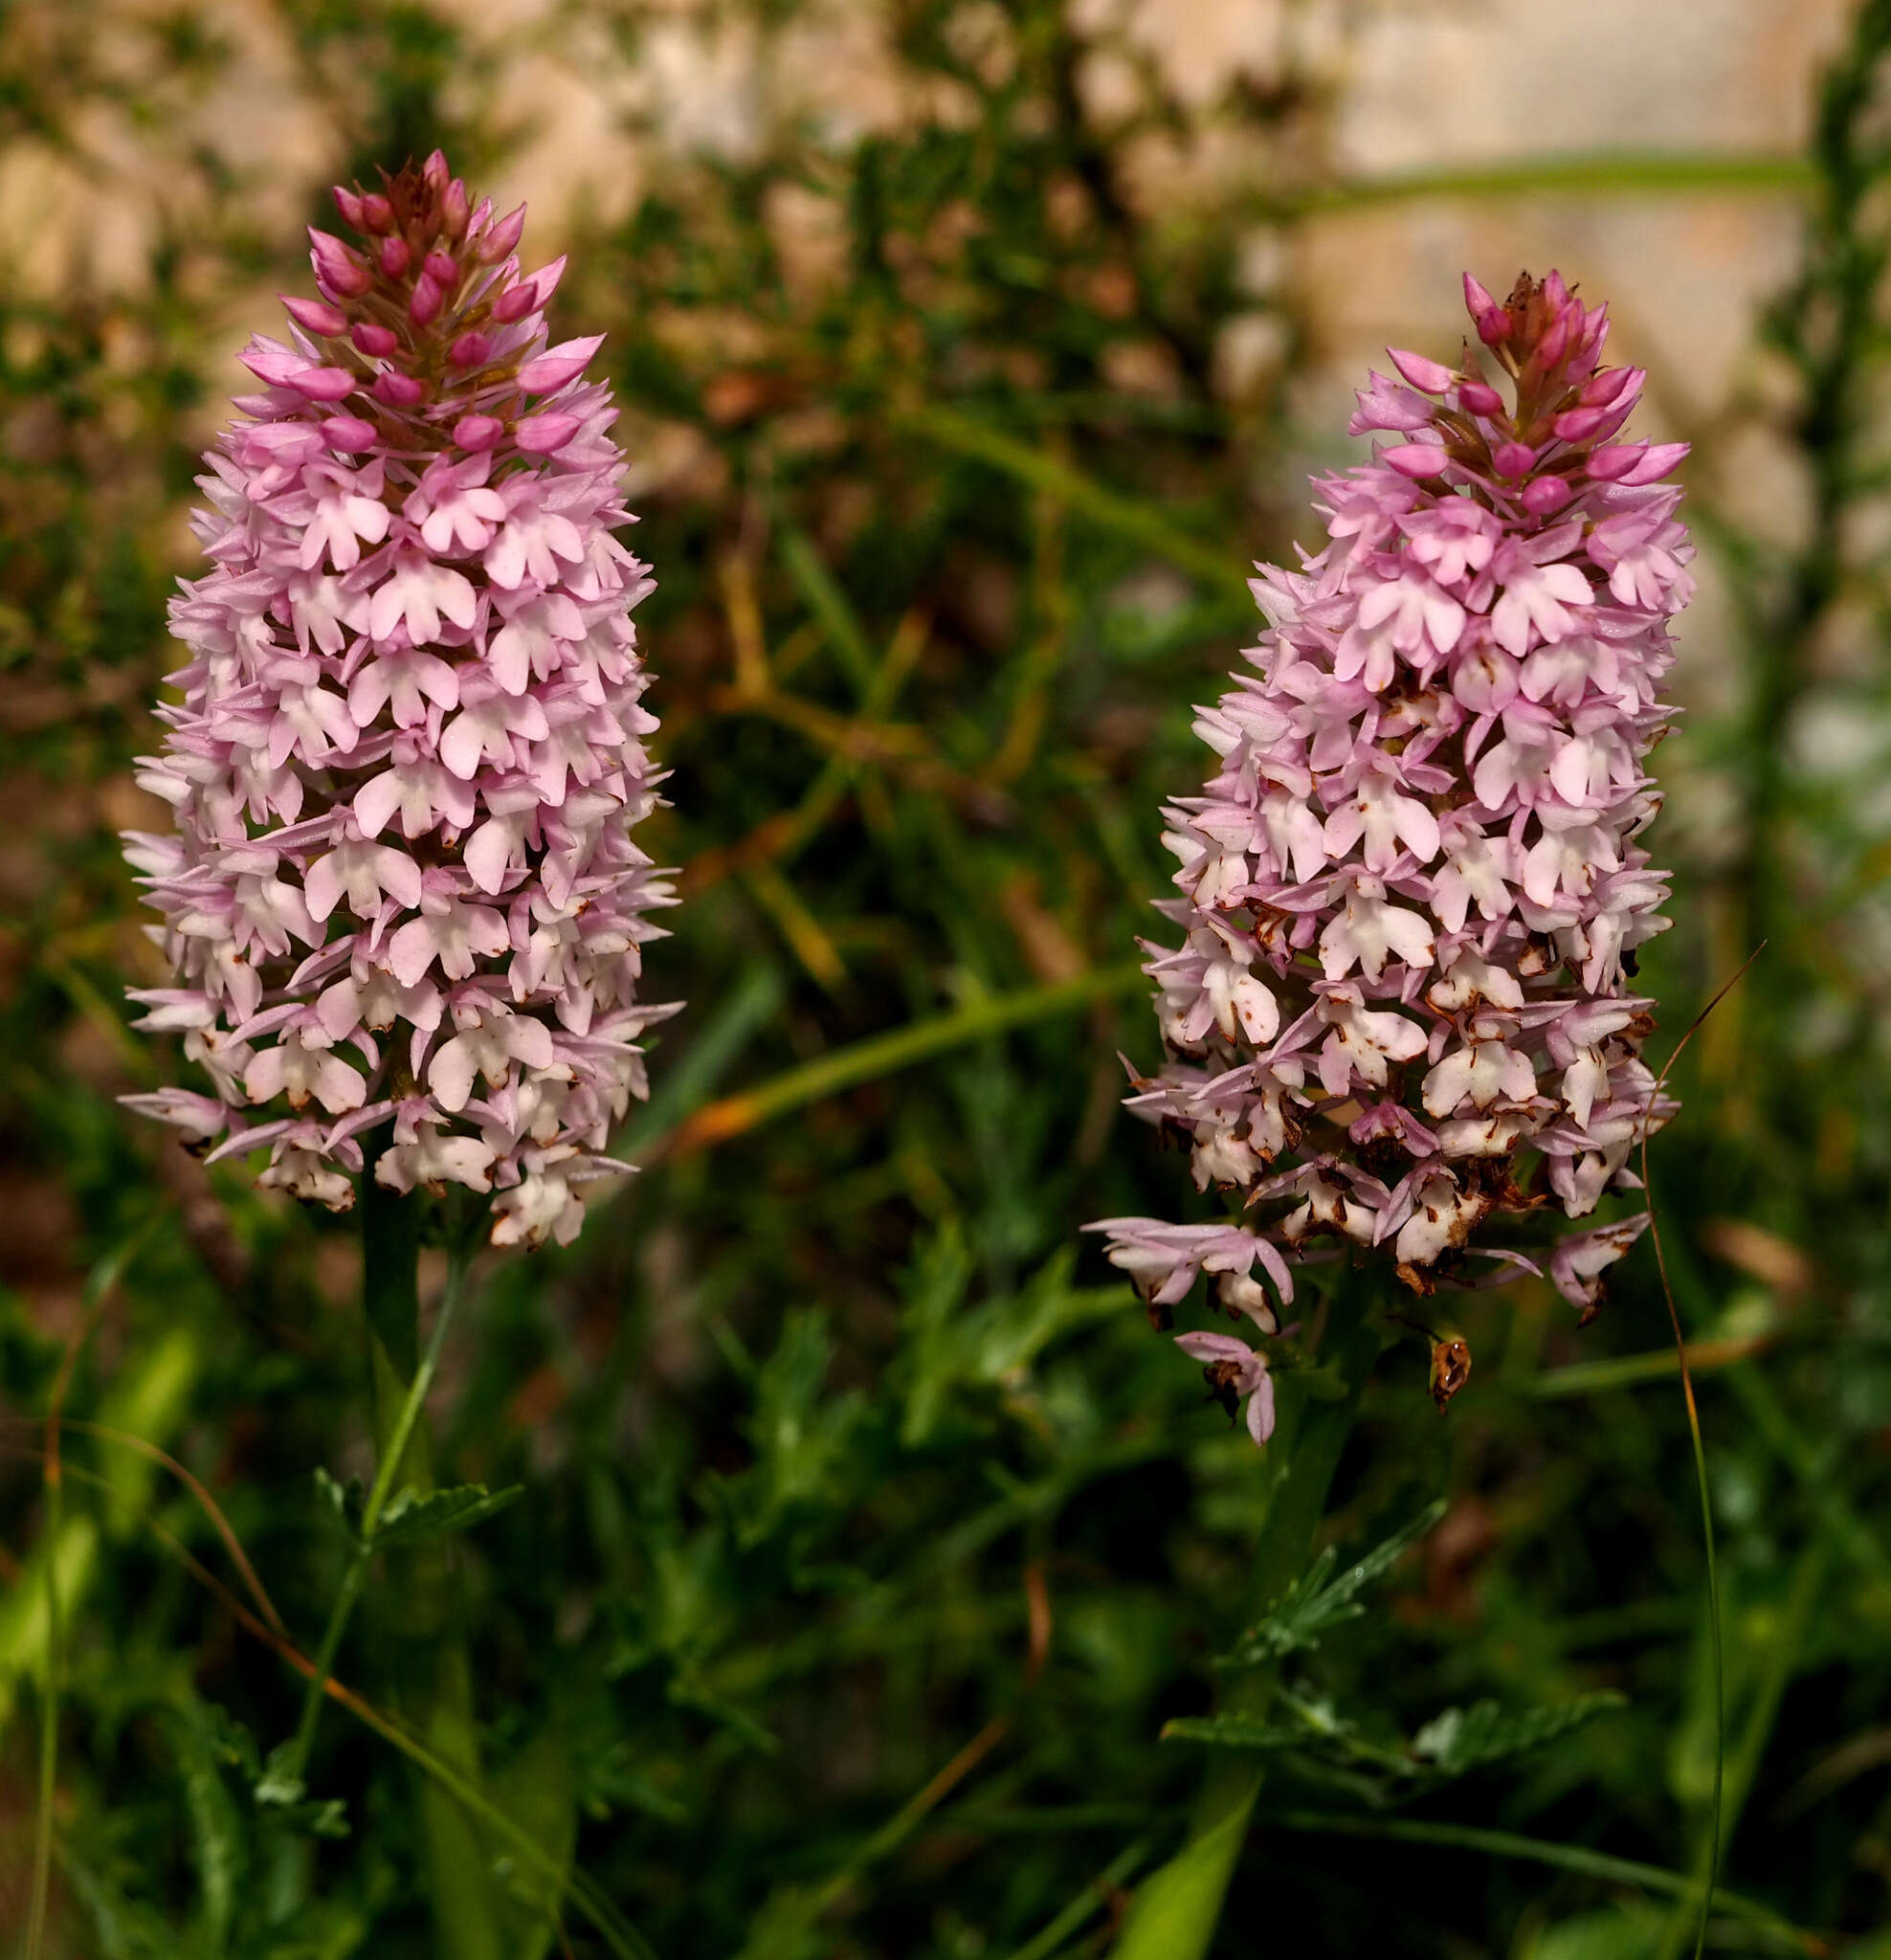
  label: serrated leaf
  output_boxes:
[299,1797,352,1840]
[162,1703,247,1953]
[190,1696,262,1782]
[1222,1499,1447,1666]
[1160,1713,1301,1751]
[1412,1691,1628,1778]
[57,1843,177,1960]
[255,1742,306,1810]
[372,1481,524,1549]
[254,1744,351,1842]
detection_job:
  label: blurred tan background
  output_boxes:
[0,0,1852,716]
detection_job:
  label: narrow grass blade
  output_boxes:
[660,964,1145,1155]
[999,1838,1151,1960]
[1270,1813,1821,1952]
[900,406,1250,595]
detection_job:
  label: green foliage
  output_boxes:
[371,1482,526,1551]
[1412,1696,1631,1780]
[1220,1501,1449,1666]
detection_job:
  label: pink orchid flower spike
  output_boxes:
[1087,270,1688,1442]
[122,153,679,1249]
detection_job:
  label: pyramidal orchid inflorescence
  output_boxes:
[122,151,677,1248]
[1090,271,1689,1444]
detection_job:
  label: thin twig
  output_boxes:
[58,1418,287,1639]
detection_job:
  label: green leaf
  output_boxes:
[1159,1713,1299,1752]
[896,1225,976,1447]
[667,1673,783,1755]
[779,523,875,694]
[1411,1692,1628,1778]
[57,1844,176,1960]
[732,1885,828,1960]
[489,1723,579,1960]
[255,1743,350,1839]
[1221,1501,1447,1666]
[189,1695,262,1783]
[372,1481,525,1549]
[719,1309,868,1551]
[1108,1777,1260,1960]
[162,1703,247,1953]
[900,405,1249,593]
[1525,1907,1657,1960]
[313,1466,364,1545]
[255,1742,306,1810]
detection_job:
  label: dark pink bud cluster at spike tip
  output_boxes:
[1088,271,1688,1444]
[122,152,679,1248]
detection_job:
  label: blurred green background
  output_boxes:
[4,1,1891,1954]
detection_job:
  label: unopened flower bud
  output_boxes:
[308,229,372,299]
[286,366,358,403]
[322,414,378,451]
[1382,442,1450,479]
[1388,347,1455,394]
[478,204,528,265]
[518,336,606,394]
[373,369,427,408]
[453,413,504,451]
[515,412,580,455]
[1521,474,1572,515]
[1463,272,1511,346]
[379,236,411,278]
[1581,366,1639,409]
[408,274,443,326]
[282,295,347,338]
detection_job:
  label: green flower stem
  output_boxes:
[365,1178,502,1960]
[282,1178,466,1782]
[285,1171,499,1958]
[1110,1271,1382,1960]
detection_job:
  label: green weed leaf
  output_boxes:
[313,1465,364,1546]
[1222,1500,1447,1666]
[1412,1693,1629,1778]
[373,1481,524,1549]
[1159,1712,1300,1751]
